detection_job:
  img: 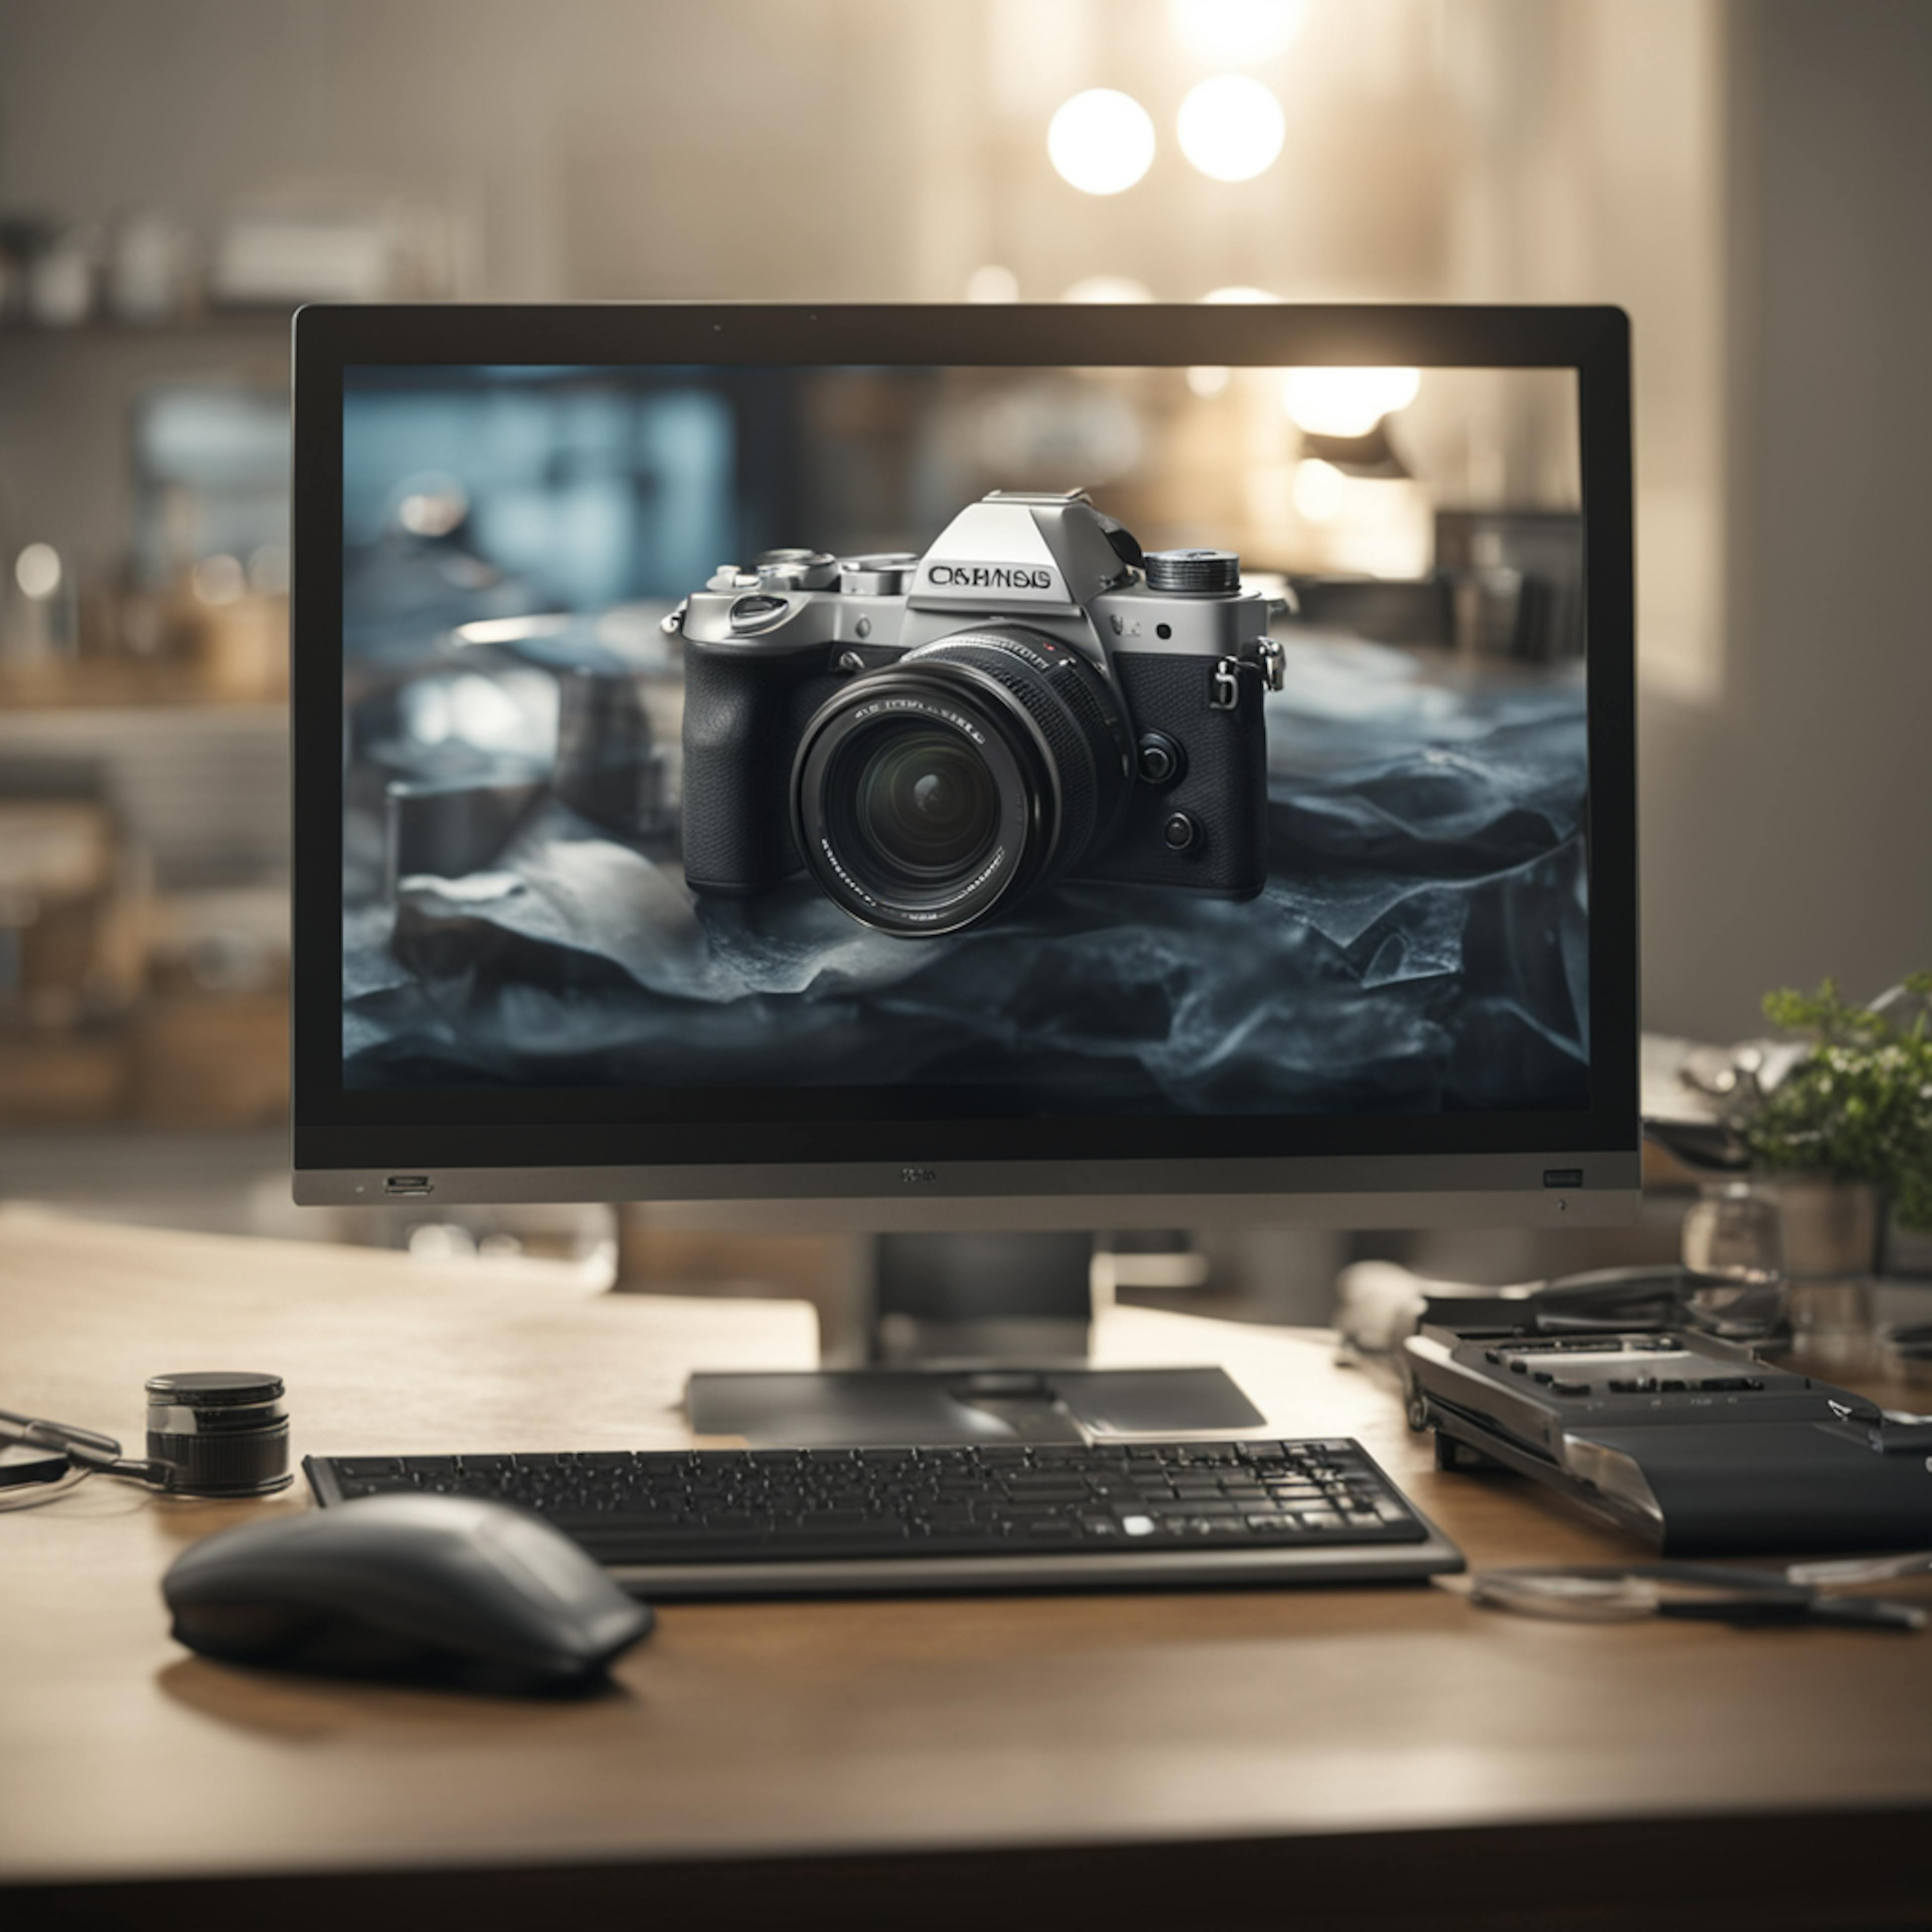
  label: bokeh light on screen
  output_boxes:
[1292,456,1345,522]
[1177,75,1286,183]
[1047,89,1157,196]
[965,264,1021,303]
[396,473,470,538]
[1167,0,1310,65]
[1282,366,1422,436]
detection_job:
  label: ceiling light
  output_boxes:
[1048,89,1157,196]
[13,542,61,599]
[1060,276,1155,303]
[1167,0,1309,65]
[965,264,1021,303]
[1176,75,1285,183]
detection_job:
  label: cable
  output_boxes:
[0,1463,94,1511]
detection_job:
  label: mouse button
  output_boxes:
[474,1512,629,1616]
[162,1509,330,1601]
[469,1515,653,1662]
[227,1511,511,1629]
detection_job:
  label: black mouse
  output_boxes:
[163,1494,653,1694]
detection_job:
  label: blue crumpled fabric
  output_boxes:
[344,637,1589,1113]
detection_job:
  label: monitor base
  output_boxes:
[685,1364,1265,1448]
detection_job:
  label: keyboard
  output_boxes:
[305,1438,1462,1597]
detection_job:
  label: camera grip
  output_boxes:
[680,650,803,894]
[1084,652,1268,896]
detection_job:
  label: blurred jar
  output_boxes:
[1777,1176,1882,1376]
[1681,1178,1787,1342]
[107,209,197,324]
[25,222,99,326]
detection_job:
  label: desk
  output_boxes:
[3,1207,1928,1930]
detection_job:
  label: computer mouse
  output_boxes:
[163,1493,653,1694]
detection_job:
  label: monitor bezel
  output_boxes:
[292,302,1639,1212]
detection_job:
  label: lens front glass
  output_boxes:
[851,726,999,880]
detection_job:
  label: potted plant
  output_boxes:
[1739,974,1932,1277]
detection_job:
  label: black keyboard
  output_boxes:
[305,1438,1462,1597]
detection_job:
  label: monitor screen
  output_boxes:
[296,306,1636,1210]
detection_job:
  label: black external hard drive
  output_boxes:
[1403,1324,1932,1555]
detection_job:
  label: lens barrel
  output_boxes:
[145,1372,294,1497]
[792,629,1130,936]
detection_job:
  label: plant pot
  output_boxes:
[1772,1176,1884,1278]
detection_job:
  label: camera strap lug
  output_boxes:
[1209,657,1243,711]
[1251,637,1286,692]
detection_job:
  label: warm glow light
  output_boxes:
[14,542,61,599]
[1282,366,1422,436]
[1047,89,1157,196]
[1176,75,1285,183]
[1061,275,1154,303]
[1201,285,1279,303]
[1292,458,1345,523]
[1168,0,1309,65]
[965,264,1020,303]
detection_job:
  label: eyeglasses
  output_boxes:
[1443,1558,1929,1631]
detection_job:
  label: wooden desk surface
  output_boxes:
[3,1207,1928,1929]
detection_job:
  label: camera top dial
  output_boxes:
[755,549,839,591]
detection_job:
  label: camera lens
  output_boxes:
[793,628,1131,936]
[145,1372,293,1497]
[852,727,1000,877]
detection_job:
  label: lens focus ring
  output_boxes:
[901,632,1126,876]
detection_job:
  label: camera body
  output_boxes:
[677,491,1286,936]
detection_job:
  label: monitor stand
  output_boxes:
[685,1231,1265,1446]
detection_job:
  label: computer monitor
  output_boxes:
[292,304,1638,1238]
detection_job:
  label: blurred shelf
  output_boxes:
[0,989,290,1131]
[0,312,294,341]
[0,659,286,712]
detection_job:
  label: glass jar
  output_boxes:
[1681,1178,1787,1342]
